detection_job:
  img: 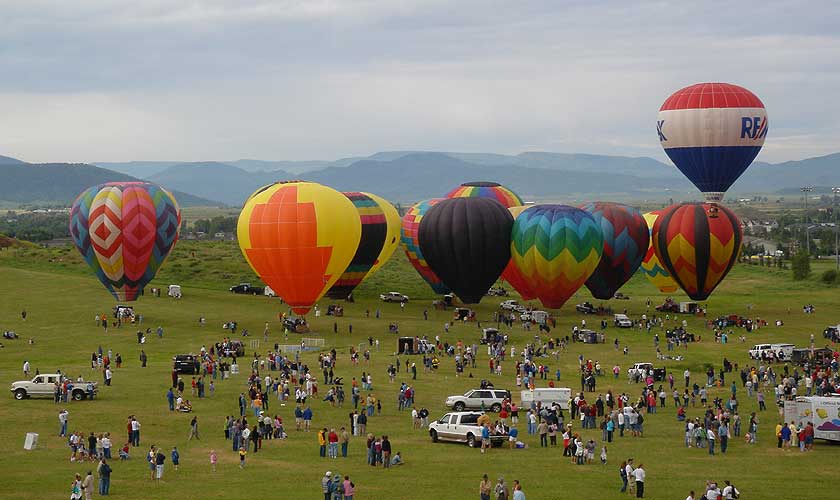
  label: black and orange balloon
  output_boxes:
[418,197,513,304]
[651,203,742,301]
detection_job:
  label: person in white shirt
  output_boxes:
[685,491,695,500]
[706,485,721,500]
[632,464,645,497]
[722,480,739,500]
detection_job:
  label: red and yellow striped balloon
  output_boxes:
[651,203,742,301]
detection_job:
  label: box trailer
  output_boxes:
[795,396,840,442]
[520,388,572,410]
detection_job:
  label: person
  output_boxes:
[721,480,739,500]
[343,475,355,500]
[171,446,179,471]
[82,470,94,500]
[339,426,350,457]
[59,409,69,437]
[390,451,403,465]
[98,458,112,495]
[155,447,166,481]
[508,425,519,449]
[512,481,525,500]
[686,492,695,500]
[70,473,82,500]
[322,471,333,500]
[480,473,492,500]
[481,423,491,454]
[189,416,200,440]
[381,434,391,468]
[494,476,509,500]
[619,460,629,493]
[23,360,30,375]
[239,446,247,468]
[167,388,175,411]
[140,350,147,367]
[633,463,645,498]
[210,449,217,472]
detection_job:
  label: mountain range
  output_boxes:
[3,151,839,207]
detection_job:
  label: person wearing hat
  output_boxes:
[331,473,342,500]
[321,471,332,500]
[494,476,509,500]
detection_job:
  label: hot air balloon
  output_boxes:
[640,210,679,293]
[502,205,537,300]
[658,82,767,204]
[510,205,603,309]
[325,192,389,300]
[445,181,523,208]
[237,181,361,315]
[579,202,649,300]
[651,203,742,301]
[365,192,401,276]
[400,199,451,295]
[69,182,181,301]
[418,197,513,304]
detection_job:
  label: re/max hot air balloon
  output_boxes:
[510,205,603,309]
[325,192,389,300]
[658,82,767,203]
[418,197,513,304]
[69,182,181,301]
[641,210,679,293]
[445,181,523,208]
[365,192,401,276]
[502,205,537,300]
[651,203,742,301]
[400,199,450,295]
[237,181,361,315]
[579,202,649,300]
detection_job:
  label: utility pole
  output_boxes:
[834,187,840,271]
[801,186,813,256]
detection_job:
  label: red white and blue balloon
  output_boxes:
[657,82,767,203]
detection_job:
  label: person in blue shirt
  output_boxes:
[508,426,519,449]
[303,406,314,432]
[166,388,175,411]
[481,424,491,454]
[171,447,180,471]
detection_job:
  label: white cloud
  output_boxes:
[0,1,838,163]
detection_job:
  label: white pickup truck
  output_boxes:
[428,411,507,448]
[10,374,97,401]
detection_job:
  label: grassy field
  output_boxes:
[0,241,837,499]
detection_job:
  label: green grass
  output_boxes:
[0,244,837,499]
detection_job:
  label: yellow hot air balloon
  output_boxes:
[365,192,401,276]
[641,210,679,293]
[237,181,361,315]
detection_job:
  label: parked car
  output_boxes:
[627,362,654,379]
[614,314,633,328]
[480,328,503,345]
[445,389,511,412]
[380,291,409,303]
[613,292,630,300]
[748,343,795,360]
[576,302,598,314]
[230,283,264,295]
[167,284,182,298]
[11,374,97,401]
[428,412,507,447]
[500,300,525,312]
[486,287,509,297]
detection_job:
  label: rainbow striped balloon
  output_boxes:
[510,205,603,309]
[400,199,451,295]
[640,210,679,293]
[70,182,181,301]
[445,181,523,208]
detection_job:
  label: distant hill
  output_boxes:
[93,161,179,178]
[0,155,26,165]
[0,162,222,207]
[147,162,295,206]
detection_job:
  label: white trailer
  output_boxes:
[520,388,571,410]
[795,396,840,442]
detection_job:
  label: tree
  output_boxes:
[791,250,811,281]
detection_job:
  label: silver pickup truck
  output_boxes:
[11,374,97,401]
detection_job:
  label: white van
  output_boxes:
[520,388,571,410]
[748,343,795,360]
[614,314,633,328]
[530,311,550,325]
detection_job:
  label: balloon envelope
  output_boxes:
[237,181,361,315]
[502,206,537,300]
[658,82,767,203]
[69,182,181,301]
[364,192,401,276]
[400,199,451,295]
[652,203,742,301]
[418,197,513,304]
[640,210,679,293]
[580,202,649,300]
[445,181,523,208]
[510,205,603,309]
[325,192,388,300]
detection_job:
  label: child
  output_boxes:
[210,449,217,472]
[171,447,179,471]
[238,447,246,468]
[600,445,607,465]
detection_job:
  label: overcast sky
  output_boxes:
[1,0,838,164]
